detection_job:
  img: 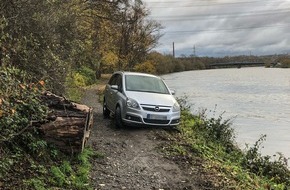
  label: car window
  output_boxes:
[109,74,118,85]
[116,74,123,92]
[125,75,169,94]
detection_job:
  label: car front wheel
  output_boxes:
[115,106,124,128]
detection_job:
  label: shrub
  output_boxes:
[133,61,156,74]
[0,67,47,148]
[77,66,96,85]
[202,115,235,151]
[65,72,87,101]
[49,148,95,189]
[176,95,192,112]
[186,108,236,152]
[243,135,290,186]
[0,67,51,188]
[23,178,46,190]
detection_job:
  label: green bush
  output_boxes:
[243,135,290,187]
[0,67,47,149]
[50,166,68,186]
[23,178,46,190]
[77,66,96,85]
[65,72,87,102]
[48,148,95,189]
[199,114,235,151]
[0,67,52,188]
[72,72,87,87]
[65,67,97,101]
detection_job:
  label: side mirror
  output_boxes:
[170,89,176,95]
[111,85,119,91]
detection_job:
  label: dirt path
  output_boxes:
[81,85,201,190]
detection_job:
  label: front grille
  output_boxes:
[143,119,170,124]
[141,104,171,113]
[142,107,170,112]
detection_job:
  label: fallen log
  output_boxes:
[39,91,93,154]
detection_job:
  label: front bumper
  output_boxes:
[122,106,180,127]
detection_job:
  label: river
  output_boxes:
[162,67,290,159]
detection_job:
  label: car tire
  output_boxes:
[103,98,110,118]
[115,106,124,128]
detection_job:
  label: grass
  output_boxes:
[0,144,100,189]
[20,148,99,190]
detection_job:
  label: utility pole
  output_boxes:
[173,42,175,58]
[193,45,196,64]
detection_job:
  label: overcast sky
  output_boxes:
[143,0,290,57]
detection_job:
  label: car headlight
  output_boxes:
[172,102,180,112]
[126,98,140,109]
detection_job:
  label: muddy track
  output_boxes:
[81,86,201,190]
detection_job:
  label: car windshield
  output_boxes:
[125,75,170,94]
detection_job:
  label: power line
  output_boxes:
[149,8,290,19]
[144,0,288,8]
[163,23,290,34]
[154,13,290,22]
[150,11,290,22]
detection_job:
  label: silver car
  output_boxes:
[103,71,180,128]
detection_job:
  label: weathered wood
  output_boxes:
[52,110,87,118]
[82,108,93,151]
[40,117,86,131]
[39,91,93,154]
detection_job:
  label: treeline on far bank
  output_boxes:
[133,52,290,75]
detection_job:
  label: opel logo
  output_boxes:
[154,106,160,112]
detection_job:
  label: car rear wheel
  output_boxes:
[115,106,124,128]
[103,98,110,118]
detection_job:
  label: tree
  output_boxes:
[71,0,129,78]
[147,52,175,74]
[0,0,163,92]
[0,0,79,93]
[114,1,162,70]
[133,60,156,73]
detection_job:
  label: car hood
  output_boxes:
[126,91,177,106]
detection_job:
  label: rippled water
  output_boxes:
[163,67,290,158]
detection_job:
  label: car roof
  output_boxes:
[114,71,159,78]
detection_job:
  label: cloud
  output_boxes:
[143,0,290,57]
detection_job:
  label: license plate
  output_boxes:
[147,114,167,120]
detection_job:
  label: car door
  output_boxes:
[106,74,118,111]
[110,74,123,111]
